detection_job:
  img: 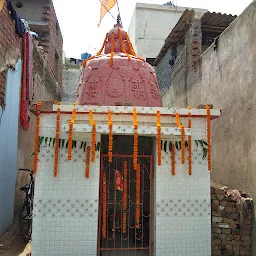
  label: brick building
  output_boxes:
[0,0,62,234]
[10,0,63,93]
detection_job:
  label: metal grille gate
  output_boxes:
[98,154,153,256]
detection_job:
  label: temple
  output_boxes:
[31,21,220,256]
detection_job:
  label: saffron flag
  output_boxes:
[98,0,117,27]
[0,0,5,12]
[115,170,123,191]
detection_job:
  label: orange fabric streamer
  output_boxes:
[110,32,115,67]
[156,111,162,166]
[206,105,212,171]
[33,101,42,174]
[54,102,61,177]
[102,172,107,238]
[85,146,91,179]
[122,161,128,233]
[68,103,77,160]
[108,110,113,162]
[133,109,138,170]
[188,106,192,175]
[136,164,140,229]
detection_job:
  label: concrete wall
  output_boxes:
[0,60,22,234]
[10,0,45,23]
[128,3,206,59]
[161,1,256,252]
[62,66,80,104]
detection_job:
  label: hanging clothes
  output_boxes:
[20,32,33,130]
[6,0,24,36]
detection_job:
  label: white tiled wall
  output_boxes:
[32,115,100,256]
[155,118,211,256]
[33,113,211,256]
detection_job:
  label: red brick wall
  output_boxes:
[0,2,22,106]
[42,0,63,93]
[211,186,253,256]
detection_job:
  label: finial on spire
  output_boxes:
[117,14,121,25]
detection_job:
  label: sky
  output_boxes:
[52,0,252,59]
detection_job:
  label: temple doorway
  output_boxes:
[98,136,154,256]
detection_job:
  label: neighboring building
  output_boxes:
[157,1,256,253]
[10,0,63,93]
[128,2,206,63]
[155,10,237,96]
[0,0,62,234]
[62,58,81,103]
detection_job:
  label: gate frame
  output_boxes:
[97,154,154,256]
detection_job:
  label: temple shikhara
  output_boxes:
[31,20,220,256]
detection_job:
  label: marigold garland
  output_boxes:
[108,110,113,162]
[133,109,139,170]
[110,32,115,67]
[53,102,61,177]
[102,172,107,238]
[85,146,91,179]
[171,143,176,176]
[206,105,212,171]
[125,32,136,56]
[68,103,77,160]
[188,107,192,175]
[136,163,141,229]
[33,101,42,174]
[156,111,162,166]
[122,161,128,233]
[91,122,96,162]
[89,110,96,162]
[122,212,127,234]
[176,112,185,164]
[82,33,108,68]
[118,27,130,59]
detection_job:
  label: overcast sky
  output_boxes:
[52,0,252,58]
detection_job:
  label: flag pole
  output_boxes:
[116,0,123,26]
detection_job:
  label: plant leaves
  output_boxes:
[195,140,199,147]
[185,141,189,148]
[59,139,61,148]
[175,141,179,150]
[49,137,52,147]
[62,139,65,148]
[202,148,208,159]
[83,142,87,152]
[45,137,48,146]
[169,141,173,152]
[198,140,204,148]
[161,140,163,150]
[164,141,167,153]
[39,136,44,146]
[97,142,101,151]
[80,142,84,149]
[66,141,68,149]
[202,140,208,146]
[178,141,181,150]
[53,138,56,147]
